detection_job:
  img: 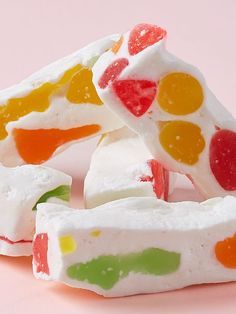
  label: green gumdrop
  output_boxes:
[32,185,70,211]
[67,247,180,290]
[121,247,180,276]
[67,255,123,290]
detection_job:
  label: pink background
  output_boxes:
[0,0,236,313]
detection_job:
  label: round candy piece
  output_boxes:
[98,58,129,89]
[215,233,236,268]
[112,79,157,117]
[157,72,204,115]
[128,23,167,56]
[159,121,205,165]
[210,129,236,191]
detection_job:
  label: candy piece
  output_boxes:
[93,23,236,198]
[157,72,204,115]
[67,248,180,290]
[33,196,236,297]
[13,124,101,164]
[111,36,124,54]
[140,159,168,199]
[0,35,123,166]
[66,67,103,104]
[128,23,167,56]
[215,233,236,268]
[33,233,49,275]
[84,127,173,208]
[112,80,157,117]
[59,235,77,255]
[32,185,71,211]
[98,58,129,89]
[0,164,71,256]
[90,230,102,237]
[210,129,236,191]
[159,121,205,165]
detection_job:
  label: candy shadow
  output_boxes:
[0,255,32,272]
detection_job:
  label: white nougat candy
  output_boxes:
[84,127,173,208]
[33,196,236,297]
[0,35,123,166]
[93,24,236,198]
[0,164,71,256]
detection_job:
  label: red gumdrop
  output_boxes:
[140,159,169,200]
[98,58,129,89]
[112,79,157,117]
[128,23,167,56]
[33,233,49,275]
[210,129,236,191]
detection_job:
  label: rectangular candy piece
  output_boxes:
[33,196,236,297]
[0,164,71,256]
[0,35,123,166]
[84,127,173,208]
[93,23,236,198]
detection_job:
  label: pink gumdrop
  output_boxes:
[112,79,157,117]
[98,58,129,89]
[33,233,49,275]
[128,23,167,56]
[140,159,169,200]
[210,129,236,191]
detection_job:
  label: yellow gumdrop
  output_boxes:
[90,230,102,237]
[59,235,77,254]
[0,63,83,140]
[66,67,103,105]
[111,36,124,54]
[159,121,205,165]
[157,72,204,115]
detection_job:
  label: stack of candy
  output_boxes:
[0,23,235,297]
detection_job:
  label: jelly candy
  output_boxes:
[128,23,167,56]
[67,247,180,290]
[157,72,204,115]
[210,130,236,191]
[111,36,124,54]
[140,159,168,200]
[32,185,71,210]
[112,79,157,117]
[33,233,49,274]
[98,58,129,89]
[159,121,205,165]
[13,124,101,164]
[215,233,236,268]
[66,67,103,104]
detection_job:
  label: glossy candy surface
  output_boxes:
[33,233,49,275]
[112,79,157,117]
[215,233,236,268]
[13,124,101,164]
[210,130,236,191]
[128,23,167,56]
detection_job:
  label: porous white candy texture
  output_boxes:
[0,164,71,256]
[0,35,123,166]
[84,127,175,208]
[33,196,236,297]
[93,23,236,198]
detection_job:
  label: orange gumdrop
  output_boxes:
[215,234,236,268]
[111,36,124,54]
[13,125,101,164]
